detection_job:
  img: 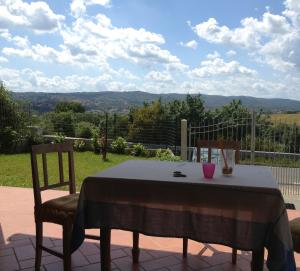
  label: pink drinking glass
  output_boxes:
[202,163,215,179]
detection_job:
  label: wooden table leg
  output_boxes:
[100,228,111,271]
[132,232,140,263]
[183,238,188,258]
[251,248,264,271]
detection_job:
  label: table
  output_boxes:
[71,160,296,271]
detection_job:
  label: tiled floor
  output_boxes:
[0,186,300,271]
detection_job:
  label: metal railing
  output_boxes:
[187,112,300,195]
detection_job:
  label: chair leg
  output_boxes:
[183,238,188,258]
[63,225,72,271]
[232,248,237,264]
[35,221,43,271]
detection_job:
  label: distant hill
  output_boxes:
[11,91,300,114]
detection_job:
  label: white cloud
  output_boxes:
[179,40,198,49]
[191,2,300,72]
[59,13,184,68]
[226,50,236,57]
[2,43,75,65]
[179,77,287,98]
[190,55,256,78]
[0,29,29,47]
[1,63,300,100]
[192,12,291,49]
[70,0,111,18]
[145,71,173,82]
[0,56,7,62]
[283,0,300,27]
[0,0,65,33]
[206,51,220,59]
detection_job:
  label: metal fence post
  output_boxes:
[174,117,178,155]
[113,113,117,139]
[181,119,187,161]
[102,112,108,161]
[251,110,256,164]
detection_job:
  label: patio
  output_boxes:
[0,186,299,271]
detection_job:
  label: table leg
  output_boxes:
[132,232,140,263]
[100,228,111,271]
[183,238,188,258]
[251,248,264,271]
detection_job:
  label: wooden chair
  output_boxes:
[31,143,99,271]
[183,139,240,263]
[289,218,300,253]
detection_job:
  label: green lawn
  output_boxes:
[0,152,145,189]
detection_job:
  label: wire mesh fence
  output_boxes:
[188,112,300,195]
[106,114,179,151]
[39,112,179,152]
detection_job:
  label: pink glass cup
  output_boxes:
[202,163,215,179]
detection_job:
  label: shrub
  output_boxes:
[73,139,86,152]
[75,122,94,138]
[131,143,147,157]
[155,148,180,161]
[92,133,101,154]
[111,137,127,154]
[53,132,66,143]
[26,133,44,147]
[0,127,20,153]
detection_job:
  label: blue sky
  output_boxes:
[0,0,300,100]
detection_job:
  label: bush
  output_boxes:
[73,139,86,152]
[53,133,66,143]
[131,143,147,157]
[111,137,127,154]
[75,122,94,138]
[0,127,20,153]
[26,133,44,147]
[92,133,101,154]
[155,148,180,161]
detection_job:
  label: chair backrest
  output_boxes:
[30,143,76,206]
[196,139,240,164]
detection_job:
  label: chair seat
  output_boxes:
[40,193,79,223]
[290,218,300,252]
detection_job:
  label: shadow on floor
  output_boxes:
[0,231,268,271]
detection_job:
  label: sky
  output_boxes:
[0,0,300,100]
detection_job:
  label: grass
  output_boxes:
[0,152,149,189]
[270,113,300,125]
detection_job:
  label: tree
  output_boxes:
[128,100,169,144]
[0,82,28,152]
[166,94,206,123]
[213,99,250,121]
[54,101,85,113]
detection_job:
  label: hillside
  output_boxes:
[11,91,300,114]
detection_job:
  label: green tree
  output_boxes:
[128,100,169,144]
[0,83,28,152]
[166,94,206,123]
[54,101,85,113]
[214,99,250,121]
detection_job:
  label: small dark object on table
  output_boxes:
[222,167,233,175]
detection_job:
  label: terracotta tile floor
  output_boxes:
[1,186,300,271]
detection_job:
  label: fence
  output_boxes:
[186,112,300,195]
[106,114,179,151]
[40,112,179,152]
